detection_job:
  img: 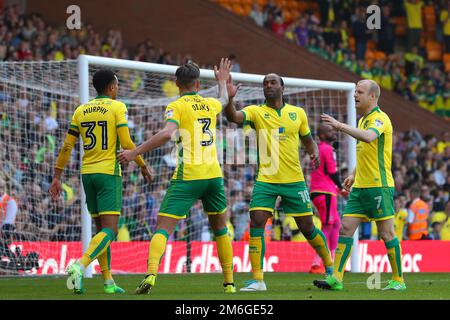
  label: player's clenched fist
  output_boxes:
[342,174,354,192]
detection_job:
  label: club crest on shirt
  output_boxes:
[165,109,174,119]
[375,119,384,127]
[363,120,369,129]
[289,112,297,121]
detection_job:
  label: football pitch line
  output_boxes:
[280,278,450,287]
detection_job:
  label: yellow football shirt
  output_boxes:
[440,10,450,36]
[394,209,408,241]
[441,218,450,240]
[242,103,311,183]
[354,106,395,188]
[164,92,223,181]
[70,96,128,176]
[404,0,423,29]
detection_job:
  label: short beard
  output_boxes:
[264,92,282,100]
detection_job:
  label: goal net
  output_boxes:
[0,56,356,276]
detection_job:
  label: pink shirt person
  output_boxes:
[310,141,339,195]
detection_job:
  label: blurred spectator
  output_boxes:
[230,190,249,241]
[406,186,430,240]
[351,7,369,60]
[404,0,424,50]
[263,0,282,29]
[0,176,18,230]
[249,2,266,27]
[43,108,58,132]
[440,1,450,53]
[441,202,450,240]
[378,5,396,54]
[429,221,442,239]
[228,54,241,73]
[394,194,408,241]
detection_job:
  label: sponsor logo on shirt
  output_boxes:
[375,119,384,127]
[165,109,174,119]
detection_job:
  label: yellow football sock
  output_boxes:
[249,228,265,281]
[147,229,169,275]
[214,227,234,284]
[333,236,353,282]
[306,227,333,268]
[97,247,113,281]
[385,237,404,283]
[79,228,114,268]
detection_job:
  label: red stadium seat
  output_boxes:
[373,51,387,61]
[426,41,442,61]
[365,50,375,61]
[349,36,355,52]
[232,4,246,16]
[297,1,309,13]
[444,54,450,72]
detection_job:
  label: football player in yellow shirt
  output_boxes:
[225,73,333,292]
[314,79,406,291]
[49,69,152,294]
[119,59,236,294]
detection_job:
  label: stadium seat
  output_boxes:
[291,10,300,20]
[286,1,298,10]
[444,54,450,72]
[373,51,387,61]
[423,5,436,24]
[257,0,268,6]
[223,3,233,11]
[424,5,436,39]
[283,10,293,22]
[232,4,246,16]
[348,36,355,52]
[297,1,309,13]
[276,0,288,9]
[393,17,407,36]
[426,41,442,61]
[243,4,252,15]
[367,40,377,51]
[365,49,375,61]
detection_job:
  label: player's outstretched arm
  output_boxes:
[300,134,320,170]
[119,121,178,164]
[50,132,78,201]
[117,126,152,184]
[321,113,377,143]
[224,75,244,124]
[214,57,231,107]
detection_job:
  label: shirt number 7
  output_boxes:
[374,196,382,209]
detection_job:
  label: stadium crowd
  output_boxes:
[0,2,449,245]
[245,0,450,118]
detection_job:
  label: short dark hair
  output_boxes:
[175,63,200,87]
[92,69,117,94]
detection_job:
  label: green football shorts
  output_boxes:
[343,187,395,221]
[158,178,227,219]
[249,181,313,216]
[81,173,122,217]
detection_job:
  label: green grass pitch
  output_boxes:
[0,272,449,300]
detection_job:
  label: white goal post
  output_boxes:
[77,54,358,278]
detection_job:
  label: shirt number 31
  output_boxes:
[81,121,108,150]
